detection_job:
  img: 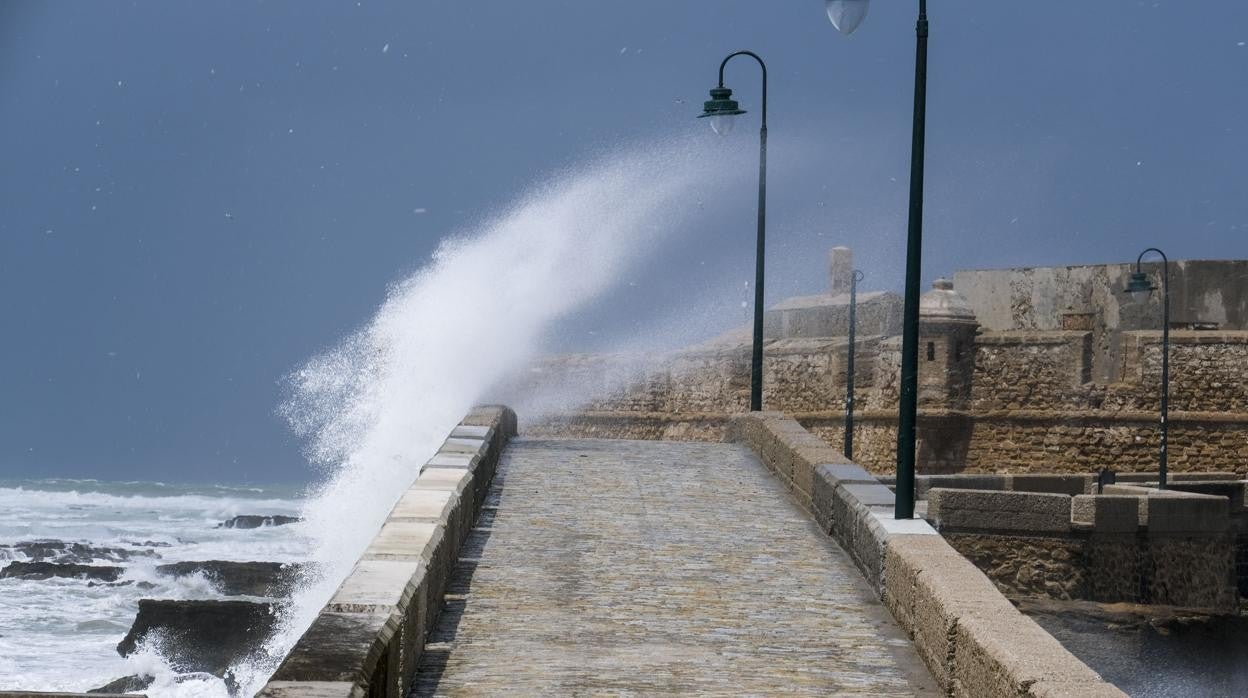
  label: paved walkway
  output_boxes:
[412,438,937,696]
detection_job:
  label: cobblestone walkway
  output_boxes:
[412,438,937,696]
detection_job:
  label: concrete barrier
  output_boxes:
[730,412,1124,697]
[260,405,517,698]
[927,489,1072,534]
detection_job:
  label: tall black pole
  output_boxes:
[844,270,864,459]
[718,51,768,412]
[895,0,929,519]
[1136,248,1170,489]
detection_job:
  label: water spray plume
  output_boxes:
[212,134,749,695]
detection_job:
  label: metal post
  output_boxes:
[718,51,768,412]
[844,270,864,459]
[895,0,929,519]
[1136,248,1170,489]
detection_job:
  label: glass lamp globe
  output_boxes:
[1125,272,1154,303]
[826,0,870,35]
[709,114,736,136]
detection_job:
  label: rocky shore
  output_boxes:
[0,511,307,693]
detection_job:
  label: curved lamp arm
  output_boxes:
[718,50,767,126]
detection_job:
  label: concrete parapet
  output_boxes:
[1167,480,1247,511]
[1146,493,1229,534]
[1071,495,1139,533]
[928,489,1072,534]
[729,412,1122,697]
[263,406,517,698]
[914,474,1008,499]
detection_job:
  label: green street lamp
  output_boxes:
[699,50,768,412]
[1125,248,1171,490]
[826,0,929,520]
[844,269,865,459]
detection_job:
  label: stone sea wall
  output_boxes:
[260,406,517,698]
[513,329,1248,476]
[728,413,1125,696]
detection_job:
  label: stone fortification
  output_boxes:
[512,264,1248,477]
[259,406,516,698]
[953,259,1248,382]
[924,483,1241,612]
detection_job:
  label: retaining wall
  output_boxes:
[728,412,1124,697]
[926,486,1240,612]
[259,405,517,698]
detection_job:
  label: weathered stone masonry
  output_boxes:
[510,269,1248,477]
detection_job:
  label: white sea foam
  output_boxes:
[0,480,307,693]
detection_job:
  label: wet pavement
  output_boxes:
[411,438,937,696]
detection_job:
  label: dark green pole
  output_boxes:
[844,269,864,459]
[896,0,929,519]
[1136,248,1170,489]
[717,50,768,412]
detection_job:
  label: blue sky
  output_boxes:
[1,1,1245,483]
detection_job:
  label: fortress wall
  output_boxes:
[515,330,1248,476]
[260,406,517,698]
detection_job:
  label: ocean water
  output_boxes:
[0,478,310,694]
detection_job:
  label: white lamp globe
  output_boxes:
[826,0,870,35]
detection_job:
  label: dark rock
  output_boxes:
[217,515,301,529]
[1,561,124,582]
[0,539,160,564]
[125,539,173,548]
[89,674,155,694]
[86,579,157,590]
[155,560,302,597]
[117,599,277,677]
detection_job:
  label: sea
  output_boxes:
[0,478,311,694]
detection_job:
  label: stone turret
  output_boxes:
[919,278,979,408]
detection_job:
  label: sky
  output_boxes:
[1,1,1246,484]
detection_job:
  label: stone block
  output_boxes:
[1147,494,1228,533]
[362,521,438,561]
[951,613,1109,698]
[425,452,476,469]
[412,467,471,493]
[1010,474,1094,496]
[390,488,456,522]
[438,437,486,455]
[811,466,838,534]
[928,488,1071,533]
[916,475,1007,499]
[272,611,396,683]
[816,462,877,487]
[328,559,423,613]
[1071,495,1139,533]
[449,424,492,439]
[1167,481,1246,510]
[258,682,361,698]
[839,482,896,508]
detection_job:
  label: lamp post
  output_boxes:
[827,0,928,519]
[844,269,865,459]
[1125,248,1171,490]
[699,50,768,412]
